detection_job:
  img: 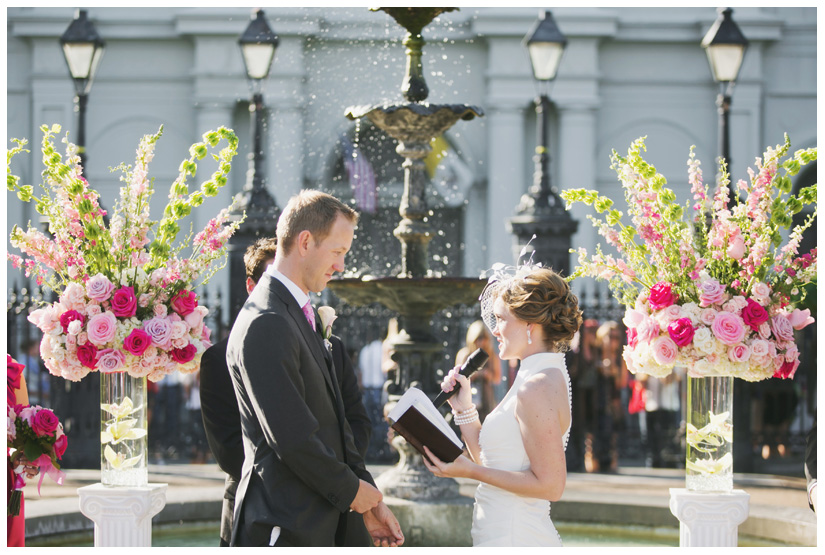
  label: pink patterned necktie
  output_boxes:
[302,301,316,331]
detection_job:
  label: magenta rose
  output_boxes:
[123,328,152,357]
[96,349,126,373]
[86,273,115,302]
[698,278,726,307]
[170,290,198,316]
[648,282,678,311]
[170,343,197,364]
[59,310,85,334]
[770,314,795,343]
[76,342,98,369]
[87,311,118,346]
[53,434,68,459]
[30,408,60,437]
[774,358,800,380]
[111,286,137,318]
[651,336,678,366]
[711,312,746,346]
[741,298,769,331]
[667,317,695,347]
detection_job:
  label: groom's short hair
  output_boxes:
[276,189,358,256]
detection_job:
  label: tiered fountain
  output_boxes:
[328,7,484,532]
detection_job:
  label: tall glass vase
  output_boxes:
[100,372,148,487]
[685,375,733,493]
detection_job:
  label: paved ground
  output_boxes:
[24,461,817,546]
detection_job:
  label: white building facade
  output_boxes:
[6,6,817,308]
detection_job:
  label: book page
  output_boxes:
[388,387,462,448]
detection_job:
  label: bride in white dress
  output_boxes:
[422,267,582,546]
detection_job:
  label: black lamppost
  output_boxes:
[701,7,748,172]
[228,9,281,324]
[60,9,105,174]
[508,10,577,274]
[702,7,751,474]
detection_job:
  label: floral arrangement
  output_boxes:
[318,306,337,352]
[7,401,67,516]
[7,124,243,382]
[562,135,816,381]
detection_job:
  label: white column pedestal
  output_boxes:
[78,483,167,547]
[669,488,749,547]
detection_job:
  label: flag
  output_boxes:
[342,136,377,214]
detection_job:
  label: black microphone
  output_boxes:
[433,348,490,408]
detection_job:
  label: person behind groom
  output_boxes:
[226,190,404,547]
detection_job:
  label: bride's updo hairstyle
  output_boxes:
[498,268,583,352]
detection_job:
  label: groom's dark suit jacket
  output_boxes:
[226,274,375,546]
[200,331,372,545]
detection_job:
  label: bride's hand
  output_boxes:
[441,367,473,412]
[421,446,474,480]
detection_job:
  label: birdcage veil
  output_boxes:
[479,236,543,334]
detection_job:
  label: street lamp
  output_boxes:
[508,10,577,274]
[228,9,281,323]
[701,7,748,170]
[60,9,105,173]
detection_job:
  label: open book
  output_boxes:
[387,387,463,463]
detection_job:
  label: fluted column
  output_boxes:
[669,488,750,547]
[78,483,167,546]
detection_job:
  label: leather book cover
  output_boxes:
[391,405,463,463]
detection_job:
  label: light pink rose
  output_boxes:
[699,308,718,327]
[96,349,126,373]
[184,306,207,332]
[623,308,645,328]
[85,274,115,302]
[727,233,746,260]
[138,294,152,308]
[87,312,118,346]
[143,317,173,347]
[728,344,752,363]
[170,321,188,340]
[788,308,815,330]
[153,304,168,318]
[758,321,772,340]
[67,319,83,335]
[751,282,771,302]
[770,314,795,342]
[28,305,60,333]
[784,344,799,363]
[171,337,188,349]
[61,282,87,311]
[659,305,683,325]
[698,278,726,307]
[77,332,88,345]
[711,312,746,345]
[651,336,678,366]
[638,316,661,344]
[751,339,771,358]
[85,304,102,318]
[18,406,37,425]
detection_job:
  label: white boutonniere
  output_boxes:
[317,306,337,352]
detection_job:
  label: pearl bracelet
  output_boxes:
[452,403,477,417]
[454,411,479,426]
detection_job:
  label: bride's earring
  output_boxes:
[527,327,532,345]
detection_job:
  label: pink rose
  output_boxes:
[87,312,118,346]
[751,339,771,359]
[170,343,197,364]
[651,336,678,366]
[60,310,85,334]
[184,306,207,332]
[728,344,752,363]
[788,308,815,330]
[111,286,138,318]
[751,282,771,303]
[741,298,770,331]
[667,317,695,347]
[123,328,152,356]
[86,273,115,302]
[60,282,87,311]
[727,233,746,260]
[96,349,126,373]
[53,434,68,459]
[711,312,746,345]
[170,321,188,340]
[770,314,795,343]
[85,304,102,318]
[76,342,98,369]
[143,317,173,347]
[626,327,639,349]
[623,308,645,328]
[153,303,168,318]
[138,294,152,308]
[648,282,678,311]
[30,408,60,437]
[170,290,198,316]
[28,305,60,333]
[699,308,718,326]
[698,278,726,307]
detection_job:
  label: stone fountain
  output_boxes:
[328,6,485,512]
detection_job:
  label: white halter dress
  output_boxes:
[471,352,571,547]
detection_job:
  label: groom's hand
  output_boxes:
[350,479,382,513]
[363,501,405,547]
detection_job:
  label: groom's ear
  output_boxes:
[296,230,313,255]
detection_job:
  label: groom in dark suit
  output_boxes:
[227,190,404,547]
[200,237,374,546]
